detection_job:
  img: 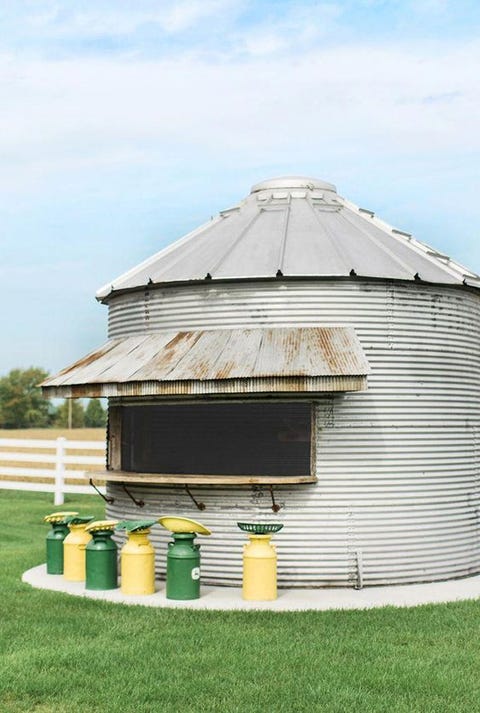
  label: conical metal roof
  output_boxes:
[97,176,479,299]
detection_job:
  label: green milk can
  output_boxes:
[158,516,212,600]
[166,533,201,600]
[85,520,119,590]
[44,511,79,574]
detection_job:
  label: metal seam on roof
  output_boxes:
[340,195,472,283]
[209,205,261,277]
[277,194,292,273]
[337,208,417,277]
[95,214,225,300]
[305,193,350,267]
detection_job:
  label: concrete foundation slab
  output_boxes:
[22,564,480,611]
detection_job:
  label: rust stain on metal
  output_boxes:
[79,384,102,398]
[146,330,203,375]
[316,328,345,374]
[164,331,197,352]
[214,360,237,379]
[42,326,370,397]
[311,327,368,375]
[188,359,214,379]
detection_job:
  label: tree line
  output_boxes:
[0,367,107,429]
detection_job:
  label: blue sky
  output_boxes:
[1,0,479,375]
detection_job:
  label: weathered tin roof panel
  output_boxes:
[96,176,479,299]
[41,326,370,398]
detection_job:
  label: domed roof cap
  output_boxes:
[251,176,336,193]
[97,176,480,299]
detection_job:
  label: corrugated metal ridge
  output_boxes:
[100,281,480,588]
[41,326,370,397]
[42,375,368,399]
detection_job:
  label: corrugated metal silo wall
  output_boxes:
[106,280,480,587]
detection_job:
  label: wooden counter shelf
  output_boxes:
[89,470,317,486]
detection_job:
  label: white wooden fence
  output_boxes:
[0,437,106,505]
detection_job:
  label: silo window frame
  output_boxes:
[104,400,317,485]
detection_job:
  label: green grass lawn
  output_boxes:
[1,490,480,713]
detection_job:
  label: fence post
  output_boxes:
[54,437,66,506]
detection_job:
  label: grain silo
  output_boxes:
[42,176,480,588]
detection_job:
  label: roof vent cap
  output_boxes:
[251,176,337,194]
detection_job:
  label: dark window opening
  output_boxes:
[121,402,312,477]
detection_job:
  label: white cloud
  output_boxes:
[236,2,343,57]
[22,0,241,38]
[161,0,238,33]
[0,36,477,190]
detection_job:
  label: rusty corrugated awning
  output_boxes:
[41,327,370,398]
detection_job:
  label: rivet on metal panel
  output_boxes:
[122,483,145,508]
[185,485,206,511]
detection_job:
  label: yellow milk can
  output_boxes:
[116,520,157,595]
[238,523,284,601]
[63,515,94,581]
